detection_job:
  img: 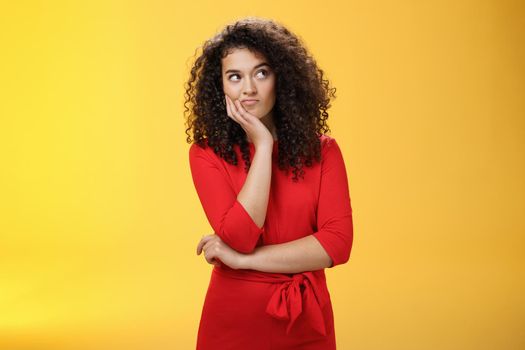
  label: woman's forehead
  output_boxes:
[222,48,269,71]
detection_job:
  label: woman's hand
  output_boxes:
[225,94,274,148]
[196,233,246,270]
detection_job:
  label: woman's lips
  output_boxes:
[241,100,259,106]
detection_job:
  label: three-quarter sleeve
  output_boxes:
[189,143,265,254]
[312,137,354,268]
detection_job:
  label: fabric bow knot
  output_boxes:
[265,272,328,336]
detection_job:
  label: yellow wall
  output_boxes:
[1,1,523,349]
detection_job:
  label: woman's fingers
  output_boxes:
[225,95,241,124]
[196,234,215,255]
[226,94,252,125]
[202,239,219,265]
[197,234,220,265]
[225,95,234,120]
[196,234,226,267]
[232,98,249,123]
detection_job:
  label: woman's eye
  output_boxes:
[257,70,268,78]
[228,70,269,82]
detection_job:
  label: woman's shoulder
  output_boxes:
[189,138,215,160]
[319,134,337,150]
[319,134,334,143]
[318,134,345,165]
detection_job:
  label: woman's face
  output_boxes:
[221,47,276,120]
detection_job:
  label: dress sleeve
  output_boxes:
[188,143,265,254]
[312,137,354,268]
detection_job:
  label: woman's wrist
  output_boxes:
[236,251,253,270]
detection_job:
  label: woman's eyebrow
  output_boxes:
[225,62,271,74]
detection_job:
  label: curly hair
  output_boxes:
[183,16,336,182]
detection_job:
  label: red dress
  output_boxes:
[189,134,354,349]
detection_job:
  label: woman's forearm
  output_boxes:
[240,235,333,273]
[237,144,273,228]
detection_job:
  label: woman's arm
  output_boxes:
[189,97,275,254]
[239,235,332,273]
[226,94,274,229]
[189,144,266,254]
[237,143,273,228]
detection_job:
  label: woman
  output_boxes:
[184,16,354,349]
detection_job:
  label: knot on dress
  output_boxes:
[265,271,328,336]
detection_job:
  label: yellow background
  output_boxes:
[1,1,523,349]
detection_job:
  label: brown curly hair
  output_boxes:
[183,16,337,182]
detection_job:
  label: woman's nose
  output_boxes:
[243,78,257,94]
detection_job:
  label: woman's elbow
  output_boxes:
[332,232,353,267]
[216,230,258,254]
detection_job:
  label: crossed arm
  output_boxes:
[196,231,333,274]
[238,235,332,273]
